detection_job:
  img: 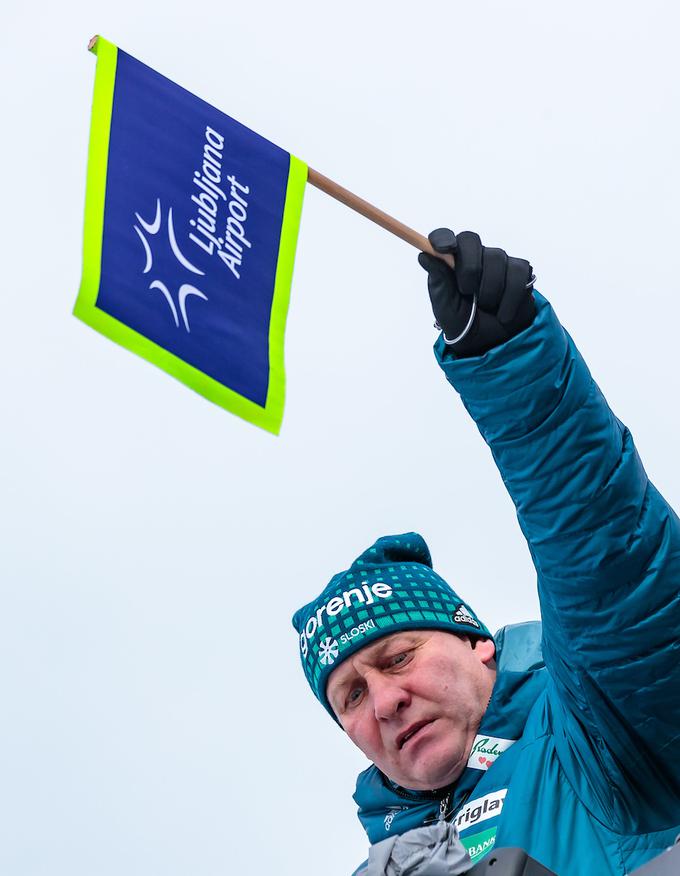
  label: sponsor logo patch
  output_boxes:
[454,788,507,832]
[467,734,515,771]
[340,618,376,646]
[383,805,408,833]
[460,826,497,864]
[318,637,339,666]
[299,582,393,658]
[453,603,480,629]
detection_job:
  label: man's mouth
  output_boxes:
[397,720,433,750]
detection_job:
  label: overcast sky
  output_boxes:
[2,2,679,874]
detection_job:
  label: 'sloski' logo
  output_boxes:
[134,198,208,333]
[340,619,376,646]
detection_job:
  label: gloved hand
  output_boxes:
[418,229,536,358]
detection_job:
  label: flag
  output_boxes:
[75,36,307,434]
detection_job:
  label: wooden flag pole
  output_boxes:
[307,168,455,268]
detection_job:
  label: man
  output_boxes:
[292,230,680,875]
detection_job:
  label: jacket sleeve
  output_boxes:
[435,292,680,832]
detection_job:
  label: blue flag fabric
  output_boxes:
[75,37,307,433]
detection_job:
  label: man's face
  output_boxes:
[326,630,496,791]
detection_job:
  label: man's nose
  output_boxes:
[369,674,410,720]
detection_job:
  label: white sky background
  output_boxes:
[2,1,679,873]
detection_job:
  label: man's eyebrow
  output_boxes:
[328,662,360,696]
[357,634,419,667]
[372,634,419,657]
[329,635,422,709]
[331,669,356,692]
[328,669,358,711]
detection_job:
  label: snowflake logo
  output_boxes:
[133,198,208,333]
[318,637,339,666]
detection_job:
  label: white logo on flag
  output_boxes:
[134,198,208,333]
[188,126,252,280]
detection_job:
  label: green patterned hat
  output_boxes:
[292,533,492,720]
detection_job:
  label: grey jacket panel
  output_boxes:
[365,822,471,876]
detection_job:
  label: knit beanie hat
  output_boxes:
[292,533,492,720]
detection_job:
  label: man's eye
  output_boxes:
[347,687,364,707]
[388,652,409,668]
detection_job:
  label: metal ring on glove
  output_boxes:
[442,295,478,346]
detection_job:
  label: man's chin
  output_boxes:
[390,736,467,791]
[399,760,466,792]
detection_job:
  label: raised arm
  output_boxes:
[420,230,680,831]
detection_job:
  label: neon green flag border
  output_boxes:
[74,37,308,435]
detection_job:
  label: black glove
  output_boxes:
[418,229,536,358]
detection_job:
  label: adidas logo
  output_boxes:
[453,603,480,629]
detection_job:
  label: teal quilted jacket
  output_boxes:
[353,294,680,875]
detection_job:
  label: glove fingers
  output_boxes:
[428,228,458,255]
[419,251,474,340]
[478,247,507,312]
[419,251,458,325]
[497,257,533,324]
[418,252,455,297]
[453,231,483,298]
[421,227,536,356]
[418,251,449,274]
[454,309,507,358]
